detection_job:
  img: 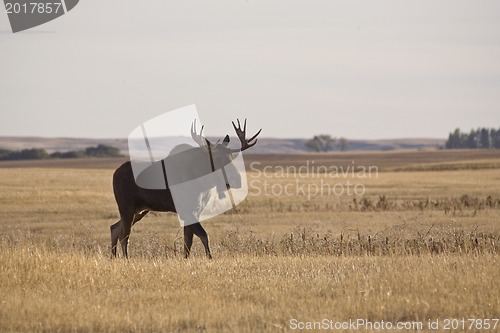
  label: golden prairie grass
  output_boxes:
[1,246,499,332]
[0,153,500,332]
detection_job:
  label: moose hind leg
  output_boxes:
[192,223,212,259]
[112,211,148,258]
[110,220,121,258]
[119,214,134,258]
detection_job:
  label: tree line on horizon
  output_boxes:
[445,127,500,149]
[0,144,122,161]
[306,127,500,152]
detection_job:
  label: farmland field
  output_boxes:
[1,150,500,332]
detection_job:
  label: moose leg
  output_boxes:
[183,226,195,259]
[110,220,121,257]
[131,210,149,226]
[192,223,212,259]
[111,211,149,258]
[119,213,134,258]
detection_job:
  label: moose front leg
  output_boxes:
[192,223,212,259]
[183,223,212,259]
[183,226,194,258]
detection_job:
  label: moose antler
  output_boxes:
[232,119,262,151]
[191,119,210,148]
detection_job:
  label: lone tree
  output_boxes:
[306,135,335,152]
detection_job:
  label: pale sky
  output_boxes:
[1,0,499,140]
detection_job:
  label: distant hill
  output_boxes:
[347,138,445,151]
[0,137,128,154]
[0,136,445,154]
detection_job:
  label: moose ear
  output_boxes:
[222,135,230,146]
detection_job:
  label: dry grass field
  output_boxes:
[1,150,500,332]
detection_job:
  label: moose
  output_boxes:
[110,119,261,258]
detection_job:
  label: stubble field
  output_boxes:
[1,150,500,332]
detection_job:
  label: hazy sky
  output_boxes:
[1,0,499,140]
